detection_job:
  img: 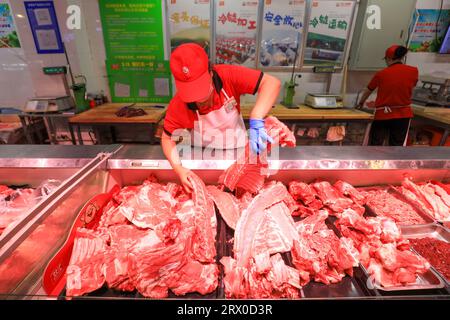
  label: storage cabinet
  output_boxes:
[348,0,417,70]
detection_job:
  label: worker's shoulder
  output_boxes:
[167,94,187,112]
[214,64,256,75]
[397,63,418,72]
[381,63,418,77]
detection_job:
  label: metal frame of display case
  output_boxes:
[0,145,449,300]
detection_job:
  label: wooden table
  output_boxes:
[240,104,373,120]
[69,103,167,145]
[412,105,450,146]
[240,104,374,145]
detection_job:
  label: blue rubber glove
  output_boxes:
[249,118,274,154]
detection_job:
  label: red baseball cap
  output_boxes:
[170,43,211,103]
[384,45,400,59]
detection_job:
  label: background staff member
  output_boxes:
[161,43,281,192]
[356,45,419,146]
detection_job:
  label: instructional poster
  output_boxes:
[304,0,354,66]
[260,0,306,68]
[409,9,450,52]
[167,0,210,53]
[0,3,20,48]
[24,1,63,54]
[215,0,259,67]
[99,0,172,103]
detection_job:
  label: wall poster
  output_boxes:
[215,0,259,67]
[167,0,210,53]
[304,0,355,66]
[99,0,172,103]
[260,0,306,68]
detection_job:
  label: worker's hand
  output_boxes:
[249,118,274,155]
[174,166,193,193]
[355,103,364,110]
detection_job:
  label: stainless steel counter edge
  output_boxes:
[108,146,450,170]
[0,145,122,168]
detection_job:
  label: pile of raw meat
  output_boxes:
[287,179,431,288]
[335,209,430,288]
[361,188,427,225]
[289,180,366,218]
[219,182,302,298]
[0,180,61,236]
[64,116,450,298]
[66,175,218,298]
[291,210,359,286]
[396,178,450,222]
[216,177,361,298]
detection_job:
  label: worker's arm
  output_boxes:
[161,132,193,193]
[250,73,281,119]
[247,73,281,154]
[356,88,373,109]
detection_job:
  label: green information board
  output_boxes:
[99,0,172,103]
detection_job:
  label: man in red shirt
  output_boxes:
[162,43,281,192]
[356,45,419,146]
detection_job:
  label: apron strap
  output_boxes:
[221,88,231,101]
[375,105,409,113]
[195,110,202,139]
[403,119,412,147]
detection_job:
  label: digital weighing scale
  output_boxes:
[304,93,343,109]
[24,96,75,113]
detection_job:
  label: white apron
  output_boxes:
[193,88,247,149]
[374,105,411,146]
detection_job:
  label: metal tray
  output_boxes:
[360,261,445,292]
[330,205,445,292]
[358,186,436,226]
[401,223,450,287]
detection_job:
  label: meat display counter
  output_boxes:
[0,144,122,298]
[0,145,449,300]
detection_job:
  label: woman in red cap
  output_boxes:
[356,45,418,146]
[162,43,281,192]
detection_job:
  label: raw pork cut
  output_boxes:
[400,178,450,221]
[0,187,40,236]
[361,188,427,225]
[188,173,217,263]
[66,228,107,297]
[221,182,301,298]
[264,116,296,147]
[312,181,356,215]
[234,182,298,266]
[335,209,430,287]
[221,253,301,299]
[334,180,366,206]
[288,181,323,210]
[65,177,219,298]
[429,183,450,207]
[291,210,359,285]
[118,184,176,229]
[219,116,296,194]
[206,185,241,230]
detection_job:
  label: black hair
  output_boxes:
[393,46,408,60]
[186,64,223,111]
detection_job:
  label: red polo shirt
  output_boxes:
[163,64,263,135]
[367,63,418,120]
